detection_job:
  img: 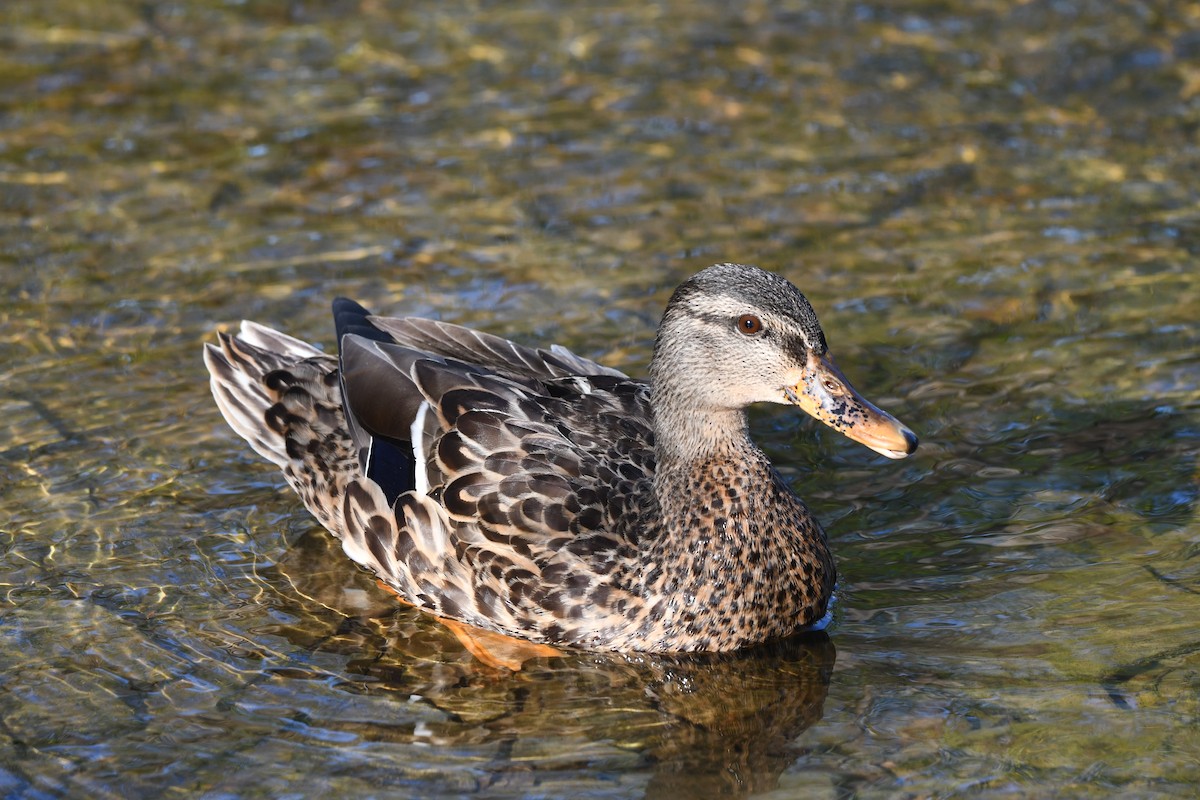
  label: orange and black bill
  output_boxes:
[785,352,918,459]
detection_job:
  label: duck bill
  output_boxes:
[785,352,918,459]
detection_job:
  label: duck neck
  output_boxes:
[650,377,752,463]
[647,394,773,573]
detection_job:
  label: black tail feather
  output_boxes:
[333,297,394,346]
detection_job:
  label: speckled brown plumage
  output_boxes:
[204,263,916,653]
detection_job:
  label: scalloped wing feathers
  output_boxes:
[207,315,655,645]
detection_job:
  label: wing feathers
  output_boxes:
[368,316,628,381]
[206,306,657,647]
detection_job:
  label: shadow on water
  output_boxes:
[260,528,836,799]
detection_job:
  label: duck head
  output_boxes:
[650,262,917,460]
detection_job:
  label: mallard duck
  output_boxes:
[204,263,916,653]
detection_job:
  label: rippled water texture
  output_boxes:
[3,1,1199,797]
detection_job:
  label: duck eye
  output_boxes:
[736,314,763,335]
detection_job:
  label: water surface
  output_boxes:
[2,1,1198,797]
